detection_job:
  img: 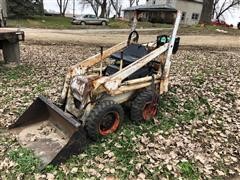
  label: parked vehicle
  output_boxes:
[212,20,232,28]
[10,11,182,167]
[72,14,109,26]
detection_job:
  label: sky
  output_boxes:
[216,0,240,27]
[43,0,144,16]
[43,0,240,26]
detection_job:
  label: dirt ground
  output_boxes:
[0,28,240,179]
[4,27,240,47]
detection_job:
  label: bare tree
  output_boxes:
[94,0,107,17]
[136,0,139,6]
[106,1,112,18]
[80,0,100,16]
[110,0,122,17]
[129,0,135,7]
[57,0,69,16]
[199,0,214,24]
[212,0,220,17]
[214,0,240,20]
[128,0,139,7]
[39,0,44,15]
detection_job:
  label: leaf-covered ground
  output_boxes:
[0,42,239,179]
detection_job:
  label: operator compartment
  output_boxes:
[104,44,153,80]
[103,35,180,80]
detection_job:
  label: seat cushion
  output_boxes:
[111,44,148,65]
[104,64,119,76]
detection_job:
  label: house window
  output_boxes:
[181,12,186,21]
[153,0,156,4]
[192,13,199,20]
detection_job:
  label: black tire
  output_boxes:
[80,21,86,25]
[131,89,159,124]
[101,21,107,26]
[238,22,240,30]
[85,100,124,141]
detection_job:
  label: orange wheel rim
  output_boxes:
[143,102,157,121]
[99,112,120,136]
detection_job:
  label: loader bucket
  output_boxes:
[9,96,87,167]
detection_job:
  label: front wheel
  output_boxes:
[238,22,240,29]
[80,21,86,25]
[85,100,124,141]
[101,21,107,26]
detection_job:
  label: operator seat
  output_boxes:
[104,44,153,80]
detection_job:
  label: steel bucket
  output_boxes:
[9,96,87,167]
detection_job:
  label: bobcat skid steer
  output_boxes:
[9,11,182,167]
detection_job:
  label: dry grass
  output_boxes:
[0,42,239,179]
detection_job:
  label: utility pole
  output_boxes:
[73,0,76,17]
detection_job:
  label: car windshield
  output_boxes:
[74,15,84,19]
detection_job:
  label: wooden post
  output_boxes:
[2,41,20,64]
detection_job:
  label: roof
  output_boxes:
[123,4,177,12]
[183,0,203,4]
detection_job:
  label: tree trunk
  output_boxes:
[39,0,44,15]
[62,0,69,16]
[199,0,214,24]
[99,0,107,18]
[117,6,122,17]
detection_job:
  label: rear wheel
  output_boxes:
[85,100,124,141]
[238,22,240,29]
[131,89,159,124]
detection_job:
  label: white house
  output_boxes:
[123,0,203,25]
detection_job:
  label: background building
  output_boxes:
[123,0,203,25]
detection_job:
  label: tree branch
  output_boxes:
[216,0,240,19]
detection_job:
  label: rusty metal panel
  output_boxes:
[61,41,128,102]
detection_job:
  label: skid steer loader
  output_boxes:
[9,11,182,167]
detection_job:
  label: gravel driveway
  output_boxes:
[3,27,240,47]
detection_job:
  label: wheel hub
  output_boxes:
[143,102,157,121]
[99,112,120,136]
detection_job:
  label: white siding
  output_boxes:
[176,0,202,25]
[145,0,203,25]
